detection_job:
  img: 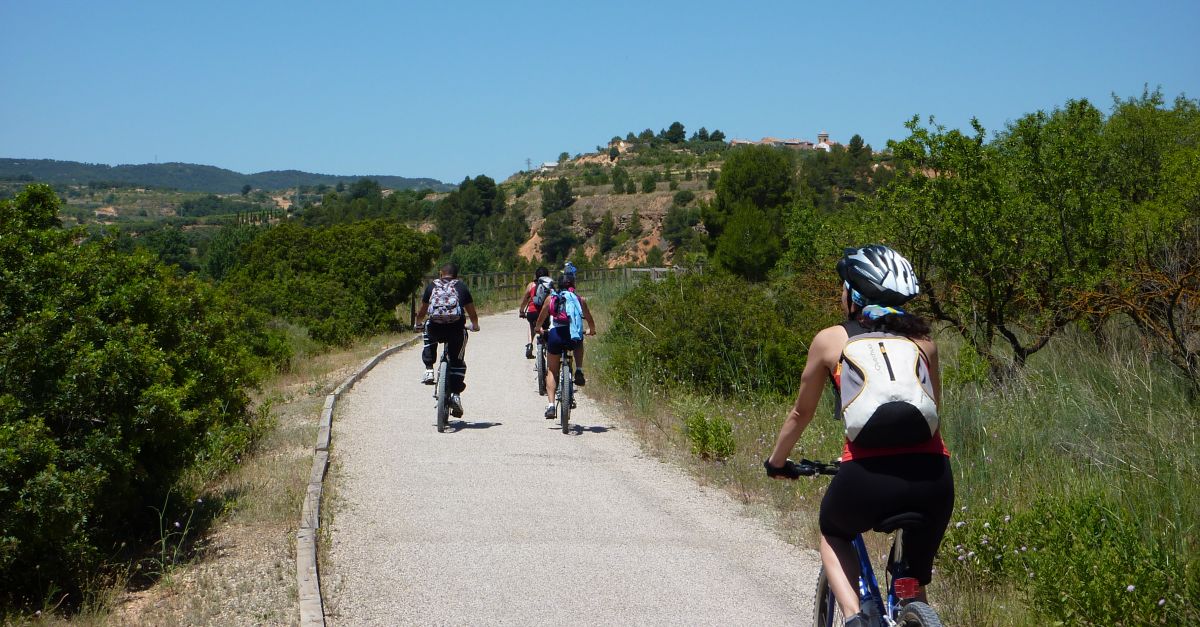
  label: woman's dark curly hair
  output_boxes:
[854,309,932,339]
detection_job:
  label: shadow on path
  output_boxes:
[446,420,503,433]
[549,424,615,435]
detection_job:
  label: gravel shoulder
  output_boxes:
[325,312,821,625]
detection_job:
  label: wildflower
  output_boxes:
[1158,599,1166,607]
[1020,546,1027,552]
[1004,515,1011,523]
[967,551,976,558]
[960,505,967,512]
[955,521,965,528]
[983,522,990,529]
[957,555,966,561]
[173,521,181,529]
[1126,585,1135,592]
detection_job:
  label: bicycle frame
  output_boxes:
[851,534,890,622]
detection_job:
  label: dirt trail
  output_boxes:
[325,311,820,625]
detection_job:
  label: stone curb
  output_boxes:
[297,335,423,626]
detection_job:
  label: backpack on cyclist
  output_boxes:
[551,290,584,341]
[836,331,938,448]
[427,278,463,323]
[531,276,555,309]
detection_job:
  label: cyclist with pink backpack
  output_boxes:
[534,272,595,419]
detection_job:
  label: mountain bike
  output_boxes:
[535,335,547,397]
[433,348,451,433]
[418,322,463,434]
[555,350,574,434]
[783,459,944,627]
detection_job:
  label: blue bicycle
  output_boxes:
[784,459,944,627]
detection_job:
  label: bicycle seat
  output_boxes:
[873,512,927,534]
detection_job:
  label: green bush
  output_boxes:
[684,411,735,460]
[221,219,438,346]
[0,185,283,608]
[942,493,1189,625]
[601,272,838,396]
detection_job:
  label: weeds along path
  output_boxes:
[325,311,819,625]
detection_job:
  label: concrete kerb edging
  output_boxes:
[297,335,423,626]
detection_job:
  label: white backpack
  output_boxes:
[427,278,463,323]
[837,332,938,448]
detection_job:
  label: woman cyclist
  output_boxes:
[534,273,596,419]
[764,245,954,627]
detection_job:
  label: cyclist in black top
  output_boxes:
[414,263,480,417]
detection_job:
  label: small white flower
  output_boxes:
[1126,585,1135,592]
[983,522,990,528]
[1004,515,1011,523]
[955,521,965,528]
[967,551,976,558]
[173,521,181,529]
[1158,599,1166,606]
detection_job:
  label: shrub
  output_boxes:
[684,411,736,460]
[601,272,838,396]
[222,219,438,346]
[0,185,282,607]
[941,493,1191,625]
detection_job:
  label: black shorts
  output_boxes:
[819,454,954,585]
[527,311,549,339]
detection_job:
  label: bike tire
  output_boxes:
[435,359,449,433]
[898,601,942,626]
[536,344,547,396]
[812,567,845,627]
[559,366,572,434]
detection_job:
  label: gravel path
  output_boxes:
[326,312,821,625]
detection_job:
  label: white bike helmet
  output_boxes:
[836,244,920,307]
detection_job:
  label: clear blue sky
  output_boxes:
[3,0,1197,184]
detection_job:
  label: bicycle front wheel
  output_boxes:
[812,567,845,627]
[435,359,449,433]
[898,601,942,626]
[558,366,572,434]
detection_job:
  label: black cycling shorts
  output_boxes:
[819,454,954,585]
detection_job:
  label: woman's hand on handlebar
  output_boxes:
[763,458,804,480]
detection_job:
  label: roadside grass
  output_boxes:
[588,313,1199,626]
[11,329,418,626]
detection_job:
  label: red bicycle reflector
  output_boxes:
[895,577,921,600]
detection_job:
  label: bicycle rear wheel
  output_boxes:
[435,358,449,432]
[898,601,942,626]
[558,363,572,434]
[812,566,845,627]
[536,343,547,396]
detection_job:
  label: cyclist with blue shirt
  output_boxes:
[765,245,954,627]
[534,273,595,419]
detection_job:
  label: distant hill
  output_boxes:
[0,158,454,193]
